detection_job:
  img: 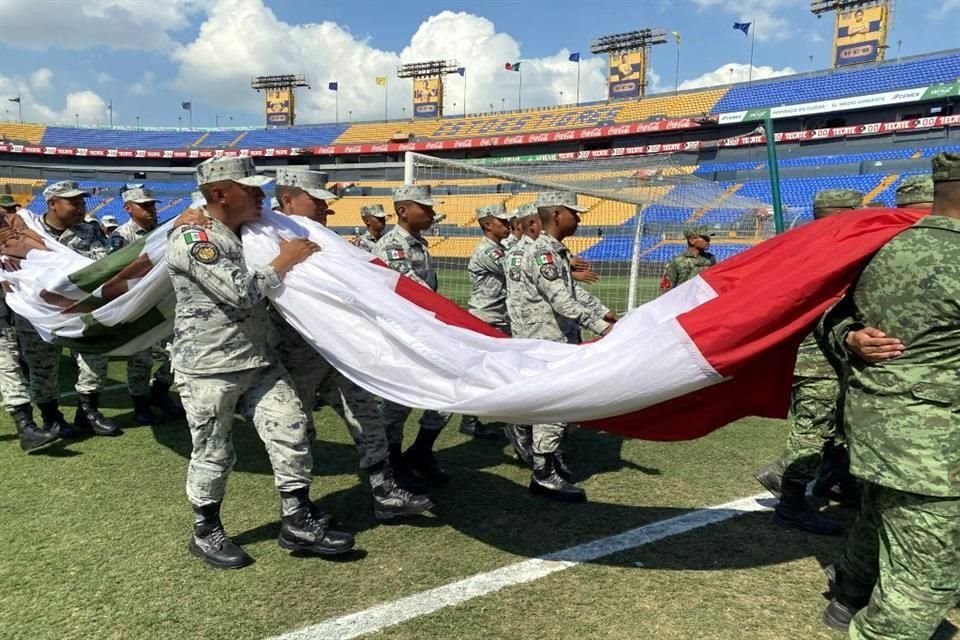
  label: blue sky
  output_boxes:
[0,0,952,128]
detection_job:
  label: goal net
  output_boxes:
[405,151,779,314]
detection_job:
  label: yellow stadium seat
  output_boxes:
[614,88,728,122]
[0,123,46,145]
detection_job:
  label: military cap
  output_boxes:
[508,208,520,221]
[392,184,435,206]
[0,194,16,208]
[535,190,587,212]
[360,203,387,219]
[895,175,934,206]
[275,167,338,201]
[101,215,119,229]
[813,189,864,209]
[43,180,91,201]
[931,151,960,183]
[269,196,280,210]
[515,203,538,219]
[476,203,511,221]
[121,186,158,204]
[683,226,714,239]
[195,156,272,188]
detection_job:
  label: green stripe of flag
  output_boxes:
[52,305,170,354]
[67,236,147,294]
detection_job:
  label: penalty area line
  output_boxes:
[269,491,774,640]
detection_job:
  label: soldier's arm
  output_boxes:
[573,282,609,318]
[530,249,610,336]
[374,240,431,288]
[659,261,678,294]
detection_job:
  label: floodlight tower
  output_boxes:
[397,60,460,118]
[591,29,668,98]
[251,74,310,126]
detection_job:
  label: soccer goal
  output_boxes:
[404,150,777,314]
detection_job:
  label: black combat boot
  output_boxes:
[812,443,859,506]
[773,479,843,536]
[131,395,159,425]
[150,381,185,417]
[11,403,59,452]
[188,503,253,569]
[368,460,434,521]
[552,449,573,482]
[388,443,429,493]
[458,415,501,440]
[753,457,786,498]
[74,393,122,437]
[403,428,450,486]
[38,400,78,439]
[503,424,533,467]
[529,454,586,503]
[821,564,870,632]
[277,488,355,556]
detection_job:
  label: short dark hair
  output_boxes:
[538,206,559,224]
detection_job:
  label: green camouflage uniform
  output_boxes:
[894,175,934,208]
[660,226,716,292]
[822,210,960,639]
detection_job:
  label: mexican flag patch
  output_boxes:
[535,253,554,266]
[183,229,209,245]
[387,248,405,260]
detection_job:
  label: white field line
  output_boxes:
[270,492,774,640]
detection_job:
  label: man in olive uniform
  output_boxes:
[373,185,453,486]
[514,191,616,502]
[269,167,432,520]
[352,204,387,253]
[16,181,121,438]
[659,226,716,293]
[459,202,512,440]
[754,188,864,536]
[819,153,960,637]
[895,175,934,210]
[170,157,354,568]
[109,185,184,425]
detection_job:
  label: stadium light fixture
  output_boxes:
[250,74,310,91]
[396,60,460,79]
[590,29,668,54]
[810,0,888,16]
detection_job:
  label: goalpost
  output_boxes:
[403,150,777,314]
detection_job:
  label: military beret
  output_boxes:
[931,151,960,183]
[813,189,864,209]
[476,203,511,220]
[895,175,934,206]
[535,190,587,212]
[683,226,713,239]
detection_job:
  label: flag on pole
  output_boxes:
[456,67,466,76]
[328,81,338,91]
[672,31,681,44]
[181,101,191,110]
[375,76,387,86]
[568,52,580,63]
[8,96,20,103]
[733,22,751,35]
[504,62,521,71]
[0,207,925,438]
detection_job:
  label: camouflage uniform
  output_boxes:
[0,293,30,409]
[895,175,934,208]
[821,159,960,638]
[353,204,387,253]
[661,227,716,292]
[352,232,380,253]
[372,209,450,442]
[467,205,510,330]
[168,213,312,509]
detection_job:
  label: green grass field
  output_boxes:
[3,354,957,639]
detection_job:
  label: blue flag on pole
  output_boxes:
[568,52,580,63]
[456,67,466,76]
[733,22,751,35]
[328,81,338,91]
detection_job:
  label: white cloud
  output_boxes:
[934,0,960,17]
[0,0,197,52]
[675,62,796,90]
[129,71,157,96]
[96,72,113,84]
[0,71,110,125]
[170,0,609,123]
[29,68,53,92]
[691,0,794,41]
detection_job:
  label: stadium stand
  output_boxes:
[0,123,45,144]
[615,88,727,122]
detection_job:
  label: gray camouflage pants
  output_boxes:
[0,325,29,408]
[382,401,451,446]
[126,340,174,397]
[176,364,312,508]
[16,322,61,404]
[75,352,108,394]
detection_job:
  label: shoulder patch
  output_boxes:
[190,241,220,264]
[485,247,505,260]
[535,252,555,266]
[387,248,405,260]
[540,263,560,281]
[182,229,210,245]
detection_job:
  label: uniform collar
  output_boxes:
[394,224,428,247]
[915,214,960,234]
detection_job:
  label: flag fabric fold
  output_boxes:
[504,62,521,72]
[568,53,580,63]
[8,96,20,103]
[456,67,466,77]
[375,76,387,87]
[733,22,751,35]
[328,82,338,91]
[0,208,923,440]
[181,101,192,110]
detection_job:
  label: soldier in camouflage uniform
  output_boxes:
[514,191,616,502]
[459,203,513,440]
[817,153,960,637]
[659,227,717,293]
[895,175,934,210]
[373,185,453,486]
[754,189,864,536]
[109,185,184,425]
[16,181,121,438]
[501,209,522,252]
[270,168,432,519]
[352,204,387,252]
[170,157,354,569]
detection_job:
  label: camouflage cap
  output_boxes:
[121,186,158,204]
[508,208,520,221]
[515,203,538,219]
[195,156,272,188]
[931,151,960,183]
[476,203,511,221]
[43,180,91,201]
[535,190,587,212]
[895,175,934,206]
[393,184,435,206]
[360,203,387,219]
[813,189,864,209]
[683,226,714,239]
[275,167,338,201]
[101,215,119,228]
[0,194,16,208]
